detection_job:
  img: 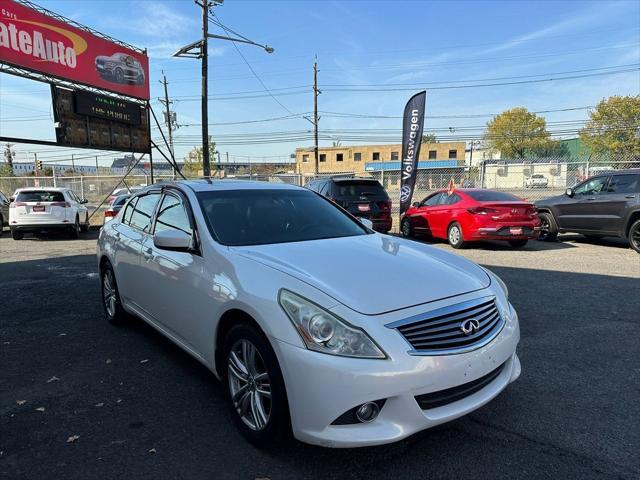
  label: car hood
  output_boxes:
[535,194,564,207]
[232,234,490,315]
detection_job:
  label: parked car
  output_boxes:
[9,188,90,240]
[103,194,130,224]
[95,53,145,85]
[0,190,9,236]
[306,177,392,233]
[535,170,640,253]
[525,174,549,188]
[401,189,540,249]
[107,186,143,204]
[97,181,520,447]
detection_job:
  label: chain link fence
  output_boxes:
[1,156,637,230]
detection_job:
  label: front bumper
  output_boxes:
[272,301,520,447]
[11,222,73,233]
[471,225,540,241]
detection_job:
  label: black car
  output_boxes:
[0,190,9,236]
[535,170,640,252]
[306,177,392,233]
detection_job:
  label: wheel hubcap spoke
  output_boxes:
[227,338,272,431]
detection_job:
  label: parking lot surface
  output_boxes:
[1,231,639,479]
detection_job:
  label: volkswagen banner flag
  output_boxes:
[400,91,426,214]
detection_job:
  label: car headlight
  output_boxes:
[278,290,386,359]
[482,267,509,299]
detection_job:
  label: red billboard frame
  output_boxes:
[0,0,150,99]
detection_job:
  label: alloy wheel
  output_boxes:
[103,270,117,319]
[539,217,550,240]
[401,219,411,237]
[449,226,461,244]
[227,339,272,431]
[631,223,640,252]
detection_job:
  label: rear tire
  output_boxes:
[69,217,81,239]
[537,212,558,242]
[223,323,290,448]
[508,239,528,248]
[101,262,127,325]
[81,214,90,232]
[11,229,23,240]
[447,222,466,249]
[401,217,413,238]
[628,219,640,254]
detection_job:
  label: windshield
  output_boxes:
[466,190,521,201]
[16,191,65,202]
[334,180,387,198]
[197,188,369,246]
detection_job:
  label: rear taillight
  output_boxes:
[467,207,499,215]
[10,202,26,208]
[377,200,392,211]
[51,202,71,208]
[104,210,116,217]
[527,206,538,216]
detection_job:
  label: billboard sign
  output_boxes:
[52,86,150,153]
[0,0,149,99]
[74,90,141,125]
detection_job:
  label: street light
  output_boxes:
[173,2,274,178]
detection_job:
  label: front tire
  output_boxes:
[447,222,466,249]
[101,262,127,325]
[628,219,640,253]
[537,212,558,242]
[223,323,290,447]
[401,217,413,238]
[11,229,23,240]
[81,214,90,232]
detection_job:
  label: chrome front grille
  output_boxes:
[388,296,504,355]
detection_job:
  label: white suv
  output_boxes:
[525,174,549,188]
[9,188,90,240]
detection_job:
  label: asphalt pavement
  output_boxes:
[1,230,639,480]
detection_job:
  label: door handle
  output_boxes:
[625,195,636,199]
[142,247,153,260]
[586,197,597,201]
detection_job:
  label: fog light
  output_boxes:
[355,402,380,423]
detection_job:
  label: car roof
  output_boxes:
[158,179,302,193]
[14,187,69,192]
[331,177,379,183]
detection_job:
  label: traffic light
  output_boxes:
[35,159,42,170]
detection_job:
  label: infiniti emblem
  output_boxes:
[461,318,480,335]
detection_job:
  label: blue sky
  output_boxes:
[1,0,639,166]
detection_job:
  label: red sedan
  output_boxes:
[401,189,541,248]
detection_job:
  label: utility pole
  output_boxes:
[33,153,38,177]
[313,58,320,174]
[160,73,177,178]
[201,0,211,178]
[71,154,76,175]
[95,156,99,175]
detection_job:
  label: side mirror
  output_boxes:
[357,217,374,230]
[565,188,574,198]
[412,201,420,208]
[9,196,15,202]
[153,230,192,251]
[80,198,89,204]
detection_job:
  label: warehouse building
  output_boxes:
[295,142,466,174]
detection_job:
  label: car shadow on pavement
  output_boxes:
[2,255,639,480]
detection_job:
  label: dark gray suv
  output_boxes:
[0,190,9,236]
[535,170,640,253]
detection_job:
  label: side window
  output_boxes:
[319,182,329,196]
[154,194,193,236]
[604,174,638,194]
[129,193,161,232]
[445,193,462,205]
[121,197,138,225]
[574,177,608,196]
[423,192,443,206]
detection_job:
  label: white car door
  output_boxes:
[138,190,211,356]
[111,192,161,311]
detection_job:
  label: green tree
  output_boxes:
[421,133,437,143]
[580,95,640,162]
[183,137,217,177]
[0,163,14,177]
[485,107,553,159]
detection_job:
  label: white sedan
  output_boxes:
[10,187,90,240]
[97,180,521,448]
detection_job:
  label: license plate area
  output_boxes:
[33,205,45,212]
[357,204,370,212]
[509,227,523,235]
